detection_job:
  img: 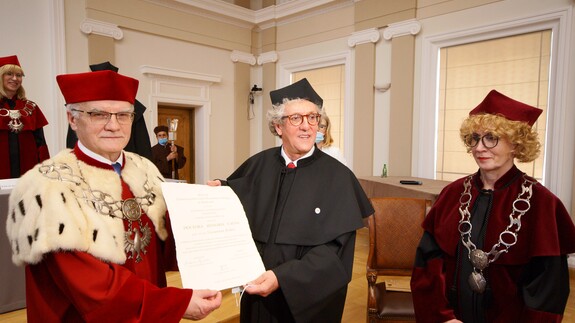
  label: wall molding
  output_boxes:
[230,50,257,65]
[257,51,278,65]
[383,19,421,40]
[348,28,380,47]
[139,65,222,184]
[80,18,123,40]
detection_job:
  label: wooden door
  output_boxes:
[157,106,195,183]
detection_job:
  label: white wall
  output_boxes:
[0,0,65,156]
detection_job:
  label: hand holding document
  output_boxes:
[161,183,265,291]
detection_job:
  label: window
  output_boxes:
[435,31,551,182]
[293,65,346,153]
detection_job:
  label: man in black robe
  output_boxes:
[209,78,374,322]
[66,61,153,161]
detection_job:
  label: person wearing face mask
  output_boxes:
[151,125,187,180]
[0,55,50,179]
[316,112,347,166]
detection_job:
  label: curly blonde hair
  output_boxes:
[459,113,541,163]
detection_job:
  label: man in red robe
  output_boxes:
[6,70,221,322]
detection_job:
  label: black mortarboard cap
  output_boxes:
[270,78,323,107]
[89,61,119,73]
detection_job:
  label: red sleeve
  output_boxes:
[411,231,457,323]
[521,307,563,323]
[411,257,457,322]
[45,251,192,322]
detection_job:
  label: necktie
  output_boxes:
[287,162,296,169]
[112,162,122,175]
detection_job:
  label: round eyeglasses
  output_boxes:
[464,133,499,149]
[282,113,321,126]
[72,109,135,125]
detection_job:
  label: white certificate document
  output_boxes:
[161,183,265,291]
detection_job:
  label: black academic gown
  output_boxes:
[225,146,374,323]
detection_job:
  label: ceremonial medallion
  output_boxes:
[470,249,489,270]
[468,271,487,294]
[8,110,23,133]
[125,224,152,263]
[122,198,142,221]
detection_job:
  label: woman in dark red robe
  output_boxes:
[0,55,49,179]
[411,90,575,322]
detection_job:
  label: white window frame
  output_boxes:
[416,7,573,206]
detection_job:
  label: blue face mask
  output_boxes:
[159,138,168,145]
[315,132,325,144]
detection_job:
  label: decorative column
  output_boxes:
[348,28,380,176]
[80,18,123,65]
[382,19,421,176]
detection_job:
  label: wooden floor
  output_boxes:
[2,227,574,322]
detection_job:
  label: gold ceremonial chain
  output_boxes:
[38,159,157,262]
[458,174,535,293]
[0,100,37,133]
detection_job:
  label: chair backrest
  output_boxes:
[367,197,430,276]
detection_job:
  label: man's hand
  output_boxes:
[244,270,279,297]
[206,180,222,186]
[183,289,222,320]
[167,151,178,161]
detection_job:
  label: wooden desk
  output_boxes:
[358,176,451,204]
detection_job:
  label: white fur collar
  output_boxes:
[6,149,168,265]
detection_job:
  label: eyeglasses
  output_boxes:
[282,113,321,126]
[464,133,499,149]
[72,109,135,125]
[5,72,24,79]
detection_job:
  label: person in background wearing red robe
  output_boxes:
[6,70,221,322]
[0,55,50,179]
[411,89,575,322]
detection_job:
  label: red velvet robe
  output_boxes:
[0,98,50,179]
[15,147,191,322]
[411,166,575,322]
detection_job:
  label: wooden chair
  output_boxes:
[366,197,431,323]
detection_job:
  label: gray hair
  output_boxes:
[66,103,82,119]
[266,98,322,137]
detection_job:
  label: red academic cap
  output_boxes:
[470,90,542,126]
[270,78,323,107]
[56,70,139,104]
[0,55,21,68]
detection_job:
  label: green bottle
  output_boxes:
[381,164,387,178]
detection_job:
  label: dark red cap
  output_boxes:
[56,70,139,104]
[0,55,21,68]
[470,90,542,126]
